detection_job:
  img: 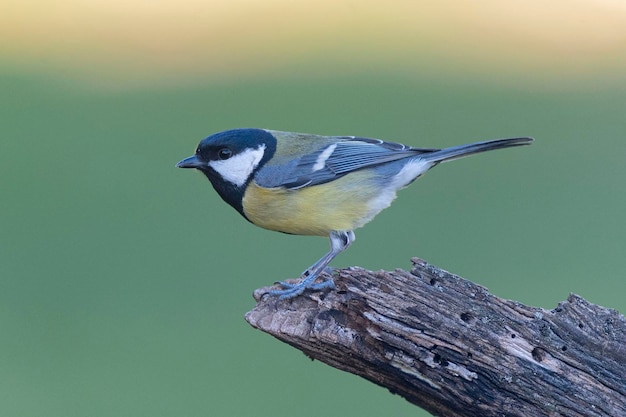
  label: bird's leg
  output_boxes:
[270,230,355,299]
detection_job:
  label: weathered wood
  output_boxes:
[245,258,626,417]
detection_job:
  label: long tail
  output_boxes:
[421,137,534,164]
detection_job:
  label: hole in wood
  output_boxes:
[433,353,449,367]
[531,347,546,362]
[460,312,473,322]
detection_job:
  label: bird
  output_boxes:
[177,128,533,299]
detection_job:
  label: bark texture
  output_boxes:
[245,258,626,417]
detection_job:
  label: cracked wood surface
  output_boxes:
[245,258,626,417]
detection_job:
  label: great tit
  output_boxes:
[177,128,532,298]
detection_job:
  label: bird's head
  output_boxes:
[177,128,277,214]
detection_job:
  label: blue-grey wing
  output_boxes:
[255,137,438,189]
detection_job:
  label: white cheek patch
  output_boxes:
[312,144,337,172]
[208,145,266,187]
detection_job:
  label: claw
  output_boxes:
[269,274,335,299]
[273,280,298,289]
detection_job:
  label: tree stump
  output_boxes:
[245,258,626,417]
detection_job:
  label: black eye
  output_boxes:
[218,148,232,160]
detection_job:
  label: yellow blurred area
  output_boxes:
[2,0,626,86]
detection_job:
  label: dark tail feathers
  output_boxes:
[422,137,533,164]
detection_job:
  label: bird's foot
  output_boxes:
[269,270,335,299]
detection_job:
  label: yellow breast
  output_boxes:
[242,172,389,236]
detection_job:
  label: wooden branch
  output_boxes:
[245,258,626,417]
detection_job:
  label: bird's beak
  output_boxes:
[176,155,203,169]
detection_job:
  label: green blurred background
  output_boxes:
[1,1,625,416]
